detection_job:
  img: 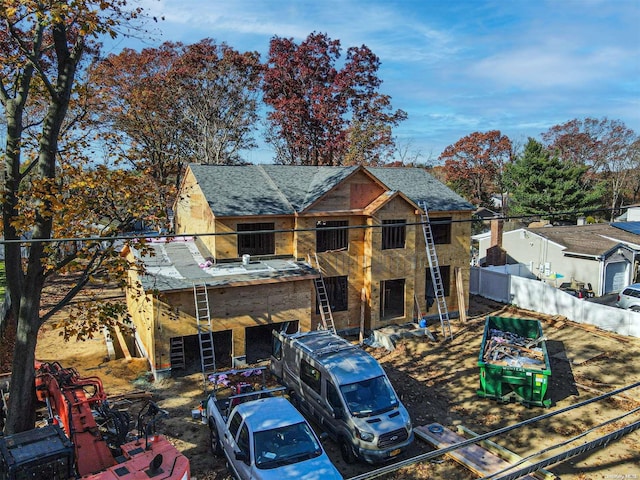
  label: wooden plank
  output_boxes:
[415,423,538,480]
[456,425,557,480]
[455,267,467,322]
[114,324,132,361]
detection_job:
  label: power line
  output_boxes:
[0,206,627,246]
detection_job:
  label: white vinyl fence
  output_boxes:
[469,266,640,338]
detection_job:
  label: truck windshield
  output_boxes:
[254,421,322,469]
[340,375,398,417]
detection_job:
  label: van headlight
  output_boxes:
[355,428,375,442]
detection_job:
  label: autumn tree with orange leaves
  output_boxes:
[439,130,513,209]
[263,32,407,166]
[0,0,160,434]
[90,38,263,197]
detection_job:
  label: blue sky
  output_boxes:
[111,0,640,164]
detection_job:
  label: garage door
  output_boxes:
[604,261,629,293]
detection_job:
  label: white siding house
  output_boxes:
[477,222,640,296]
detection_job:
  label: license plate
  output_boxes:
[390,449,401,457]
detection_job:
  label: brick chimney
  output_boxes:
[486,219,506,266]
[490,219,503,248]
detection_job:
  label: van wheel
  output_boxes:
[339,438,356,464]
[209,424,223,457]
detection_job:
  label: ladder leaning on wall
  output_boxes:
[193,283,217,388]
[307,253,337,334]
[419,202,453,340]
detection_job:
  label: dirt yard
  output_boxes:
[28,293,640,480]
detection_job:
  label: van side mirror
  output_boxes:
[333,407,344,420]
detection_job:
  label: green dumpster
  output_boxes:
[477,316,552,407]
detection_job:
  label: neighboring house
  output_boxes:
[125,164,474,377]
[614,205,640,223]
[476,221,640,295]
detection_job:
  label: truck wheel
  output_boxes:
[339,438,356,464]
[209,424,223,457]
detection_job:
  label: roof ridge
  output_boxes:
[256,164,295,212]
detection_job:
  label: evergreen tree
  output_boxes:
[505,138,603,222]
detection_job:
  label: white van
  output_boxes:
[270,330,413,464]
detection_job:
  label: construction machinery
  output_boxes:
[0,361,190,480]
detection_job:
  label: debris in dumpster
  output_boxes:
[482,329,546,368]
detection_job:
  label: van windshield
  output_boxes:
[340,375,398,417]
[254,422,322,469]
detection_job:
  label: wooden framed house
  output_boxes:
[125,165,474,377]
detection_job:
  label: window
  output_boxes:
[431,217,452,244]
[237,222,275,256]
[237,424,250,459]
[326,382,342,411]
[300,359,321,394]
[382,219,406,250]
[229,412,243,439]
[380,279,405,320]
[316,220,349,252]
[316,276,348,313]
[272,334,282,360]
[426,265,451,308]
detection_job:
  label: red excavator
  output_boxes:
[0,361,190,480]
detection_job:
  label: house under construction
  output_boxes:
[124,165,474,378]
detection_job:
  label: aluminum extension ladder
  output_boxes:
[308,254,337,334]
[419,202,453,340]
[193,283,216,387]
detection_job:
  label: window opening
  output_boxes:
[316,276,348,313]
[431,217,452,244]
[382,219,406,249]
[380,279,405,320]
[316,220,349,252]
[426,265,451,308]
[237,222,275,256]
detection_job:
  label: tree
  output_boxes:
[542,118,639,220]
[177,39,262,165]
[91,39,262,187]
[504,138,603,222]
[626,138,640,203]
[0,0,150,434]
[262,32,406,166]
[439,131,512,208]
[90,43,190,205]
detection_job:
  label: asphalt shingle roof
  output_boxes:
[527,223,640,257]
[187,164,474,217]
[365,167,473,211]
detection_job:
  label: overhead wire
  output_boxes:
[480,405,640,479]
[0,206,628,246]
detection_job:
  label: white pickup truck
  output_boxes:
[203,367,342,480]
